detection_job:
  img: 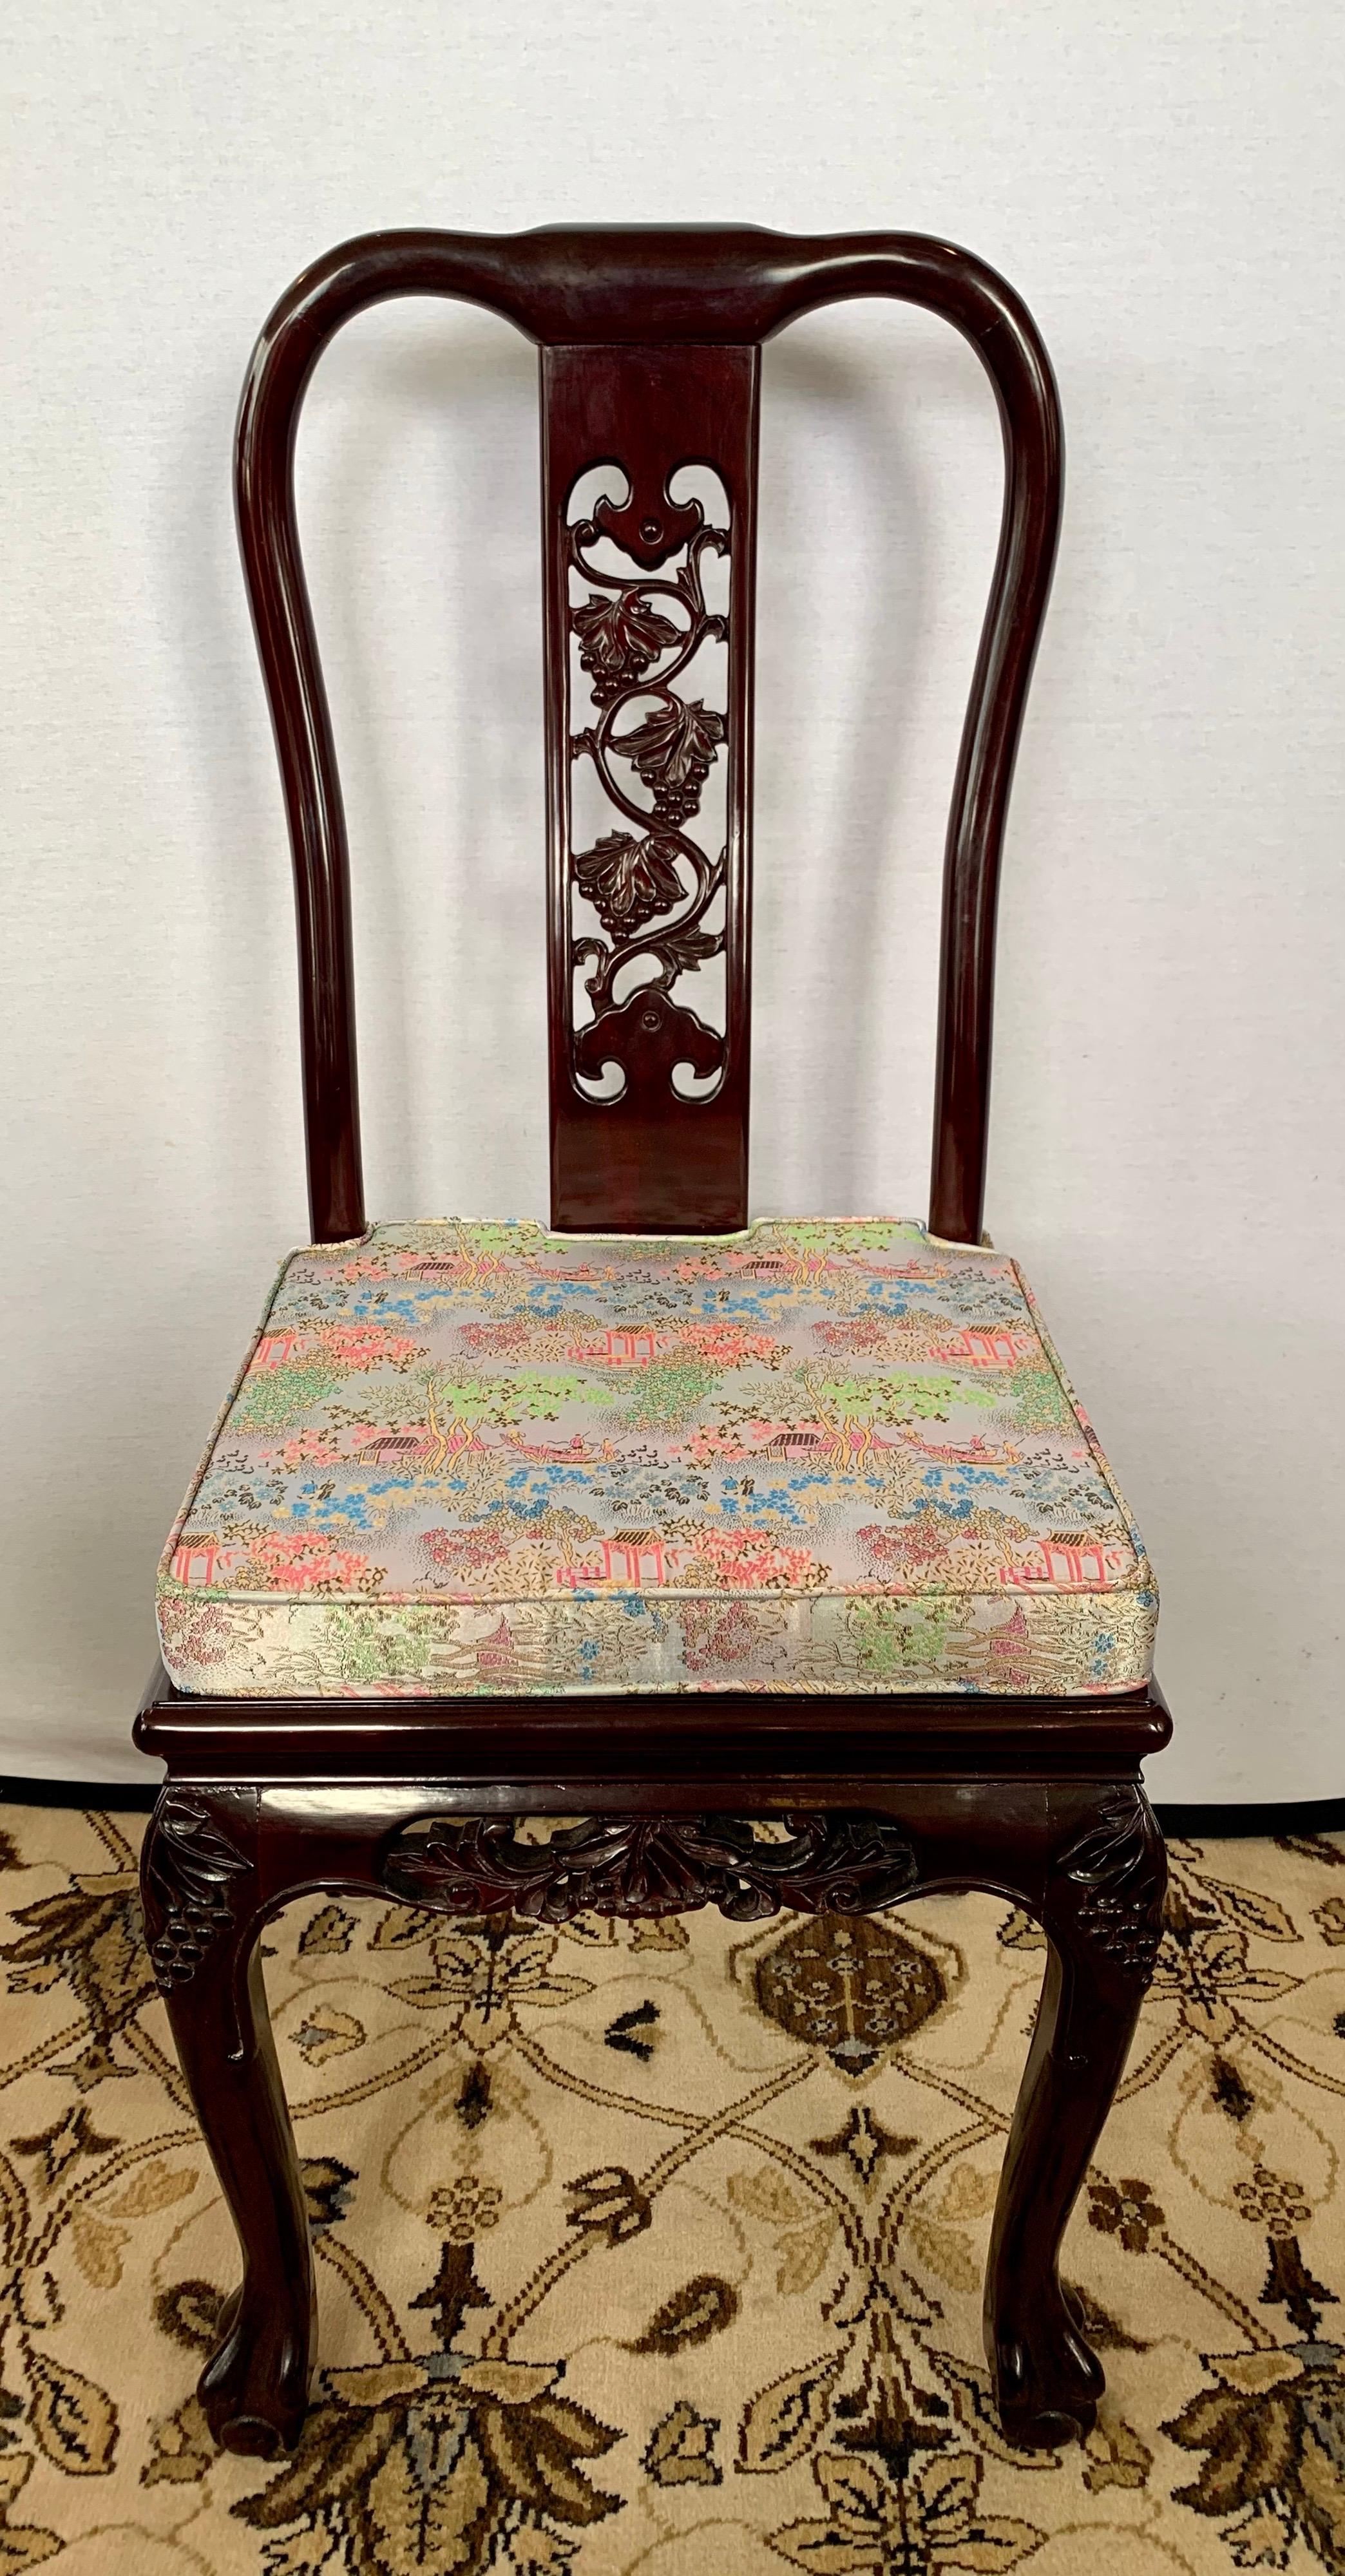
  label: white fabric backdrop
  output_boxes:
[2,0,1342,1793]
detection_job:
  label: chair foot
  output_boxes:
[987,2280,1104,2448]
[198,2284,312,2456]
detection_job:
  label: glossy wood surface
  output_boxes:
[136,1659,1170,1783]
[137,229,1155,2468]
[236,223,1061,1243]
[543,343,757,1227]
[137,1740,1167,2456]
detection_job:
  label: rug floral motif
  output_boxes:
[1,1803,1343,2573]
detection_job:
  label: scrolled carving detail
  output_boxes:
[568,495,730,1101]
[143,1790,253,1989]
[383,1811,919,1926]
[1056,1788,1167,1984]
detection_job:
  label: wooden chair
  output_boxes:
[134,225,1170,2463]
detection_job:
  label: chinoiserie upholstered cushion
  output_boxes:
[155,1220,1158,1700]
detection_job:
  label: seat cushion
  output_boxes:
[155,1219,1158,1700]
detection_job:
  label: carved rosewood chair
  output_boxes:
[134,225,1170,2463]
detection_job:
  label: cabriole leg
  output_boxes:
[140,1785,314,2456]
[984,1785,1167,2447]
[138,1773,1166,2459]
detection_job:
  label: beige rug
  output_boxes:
[1,1803,1343,2574]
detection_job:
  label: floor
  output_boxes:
[1,1801,1342,2574]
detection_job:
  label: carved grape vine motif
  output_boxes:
[383,1811,919,1926]
[142,1789,253,1989]
[1056,1788,1167,1985]
[567,488,730,1098]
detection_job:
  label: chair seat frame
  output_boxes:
[135,223,1172,2461]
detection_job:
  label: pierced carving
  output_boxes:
[1056,1788,1167,1984]
[568,495,730,1101]
[143,1790,254,1989]
[383,1812,919,1926]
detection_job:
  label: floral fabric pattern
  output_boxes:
[3,1806,1344,2573]
[155,1219,1158,1698]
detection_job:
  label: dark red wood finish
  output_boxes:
[138,229,1159,2468]
[137,1665,1169,1783]
[135,1663,1170,2458]
[543,342,757,1227]
[236,224,1062,1243]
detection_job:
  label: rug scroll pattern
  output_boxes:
[1,1805,1343,2573]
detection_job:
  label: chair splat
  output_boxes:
[543,342,758,1229]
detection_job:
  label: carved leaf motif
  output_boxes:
[564,506,730,1066]
[383,1812,919,1927]
[676,540,727,600]
[658,921,721,976]
[573,591,680,701]
[573,831,685,936]
[613,699,726,819]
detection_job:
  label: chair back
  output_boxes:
[235,225,1062,1242]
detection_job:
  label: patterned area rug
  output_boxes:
[1,1806,1343,2574]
